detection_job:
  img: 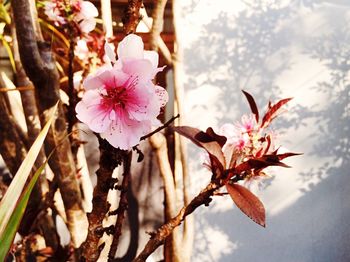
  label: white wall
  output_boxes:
[179,1,350,261]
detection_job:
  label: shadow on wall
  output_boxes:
[183,0,350,261]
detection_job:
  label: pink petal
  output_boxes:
[155,85,168,107]
[122,59,154,81]
[220,123,236,138]
[117,34,144,60]
[101,118,152,150]
[80,1,98,17]
[83,68,113,90]
[83,68,129,90]
[143,50,159,69]
[104,42,117,64]
[76,90,111,133]
[79,18,96,33]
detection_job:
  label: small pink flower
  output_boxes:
[75,38,89,61]
[44,0,98,33]
[44,1,66,26]
[238,114,256,133]
[76,34,168,149]
[74,1,98,33]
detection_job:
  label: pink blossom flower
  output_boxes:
[75,38,89,61]
[44,0,98,33]
[76,34,168,150]
[74,1,98,33]
[44,1,66,25]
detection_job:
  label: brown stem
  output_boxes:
[67,29,77,135]
[133,179,223,262]
[140,8,172,65]
[149,0,168,51]
[139,114,179,142]
[122,0,143,35]
[149,132,180,261]
[108,152,132,260]
[82,138,125,261]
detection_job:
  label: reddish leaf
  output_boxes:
[226,183,266,227]
[248,158,290,169]
[263,135,272,155]
[242,90,259,123]
[195,127,227,148]
[261,98,292,128]
[276,152,303,160]
[174,126,226,171]
[229,155,291,177]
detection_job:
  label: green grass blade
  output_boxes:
[0,102,58,237]
[0,159,48,260]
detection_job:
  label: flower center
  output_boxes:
[101,76,138,111]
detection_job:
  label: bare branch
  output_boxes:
[149,0,168,51]
[133,179,223,262]
[140,7,172,65]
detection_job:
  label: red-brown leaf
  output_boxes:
[226,183,266,227]
[195,127,227,148]
[174,126,226,170]
[276,152,303,160]
[242,90,259,123]
[261,98,292,128]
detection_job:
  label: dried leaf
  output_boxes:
[226,183,266,227]
[261,98,292,128]
[242,90,259,123]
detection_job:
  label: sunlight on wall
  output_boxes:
[180,0,350,261]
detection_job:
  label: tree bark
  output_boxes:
[81,138,125,261]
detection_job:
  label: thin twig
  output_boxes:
[0,86,34,92]
[140,114,180,141]
[67,28,77,134]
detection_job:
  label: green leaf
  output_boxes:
[1,37,16,73]
[0,158,48,260]
[0,102,58,259]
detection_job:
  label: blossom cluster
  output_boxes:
[76,34,168,150]
[44,0,98,33]
[220,113,274,161]
[218,114,275,183]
